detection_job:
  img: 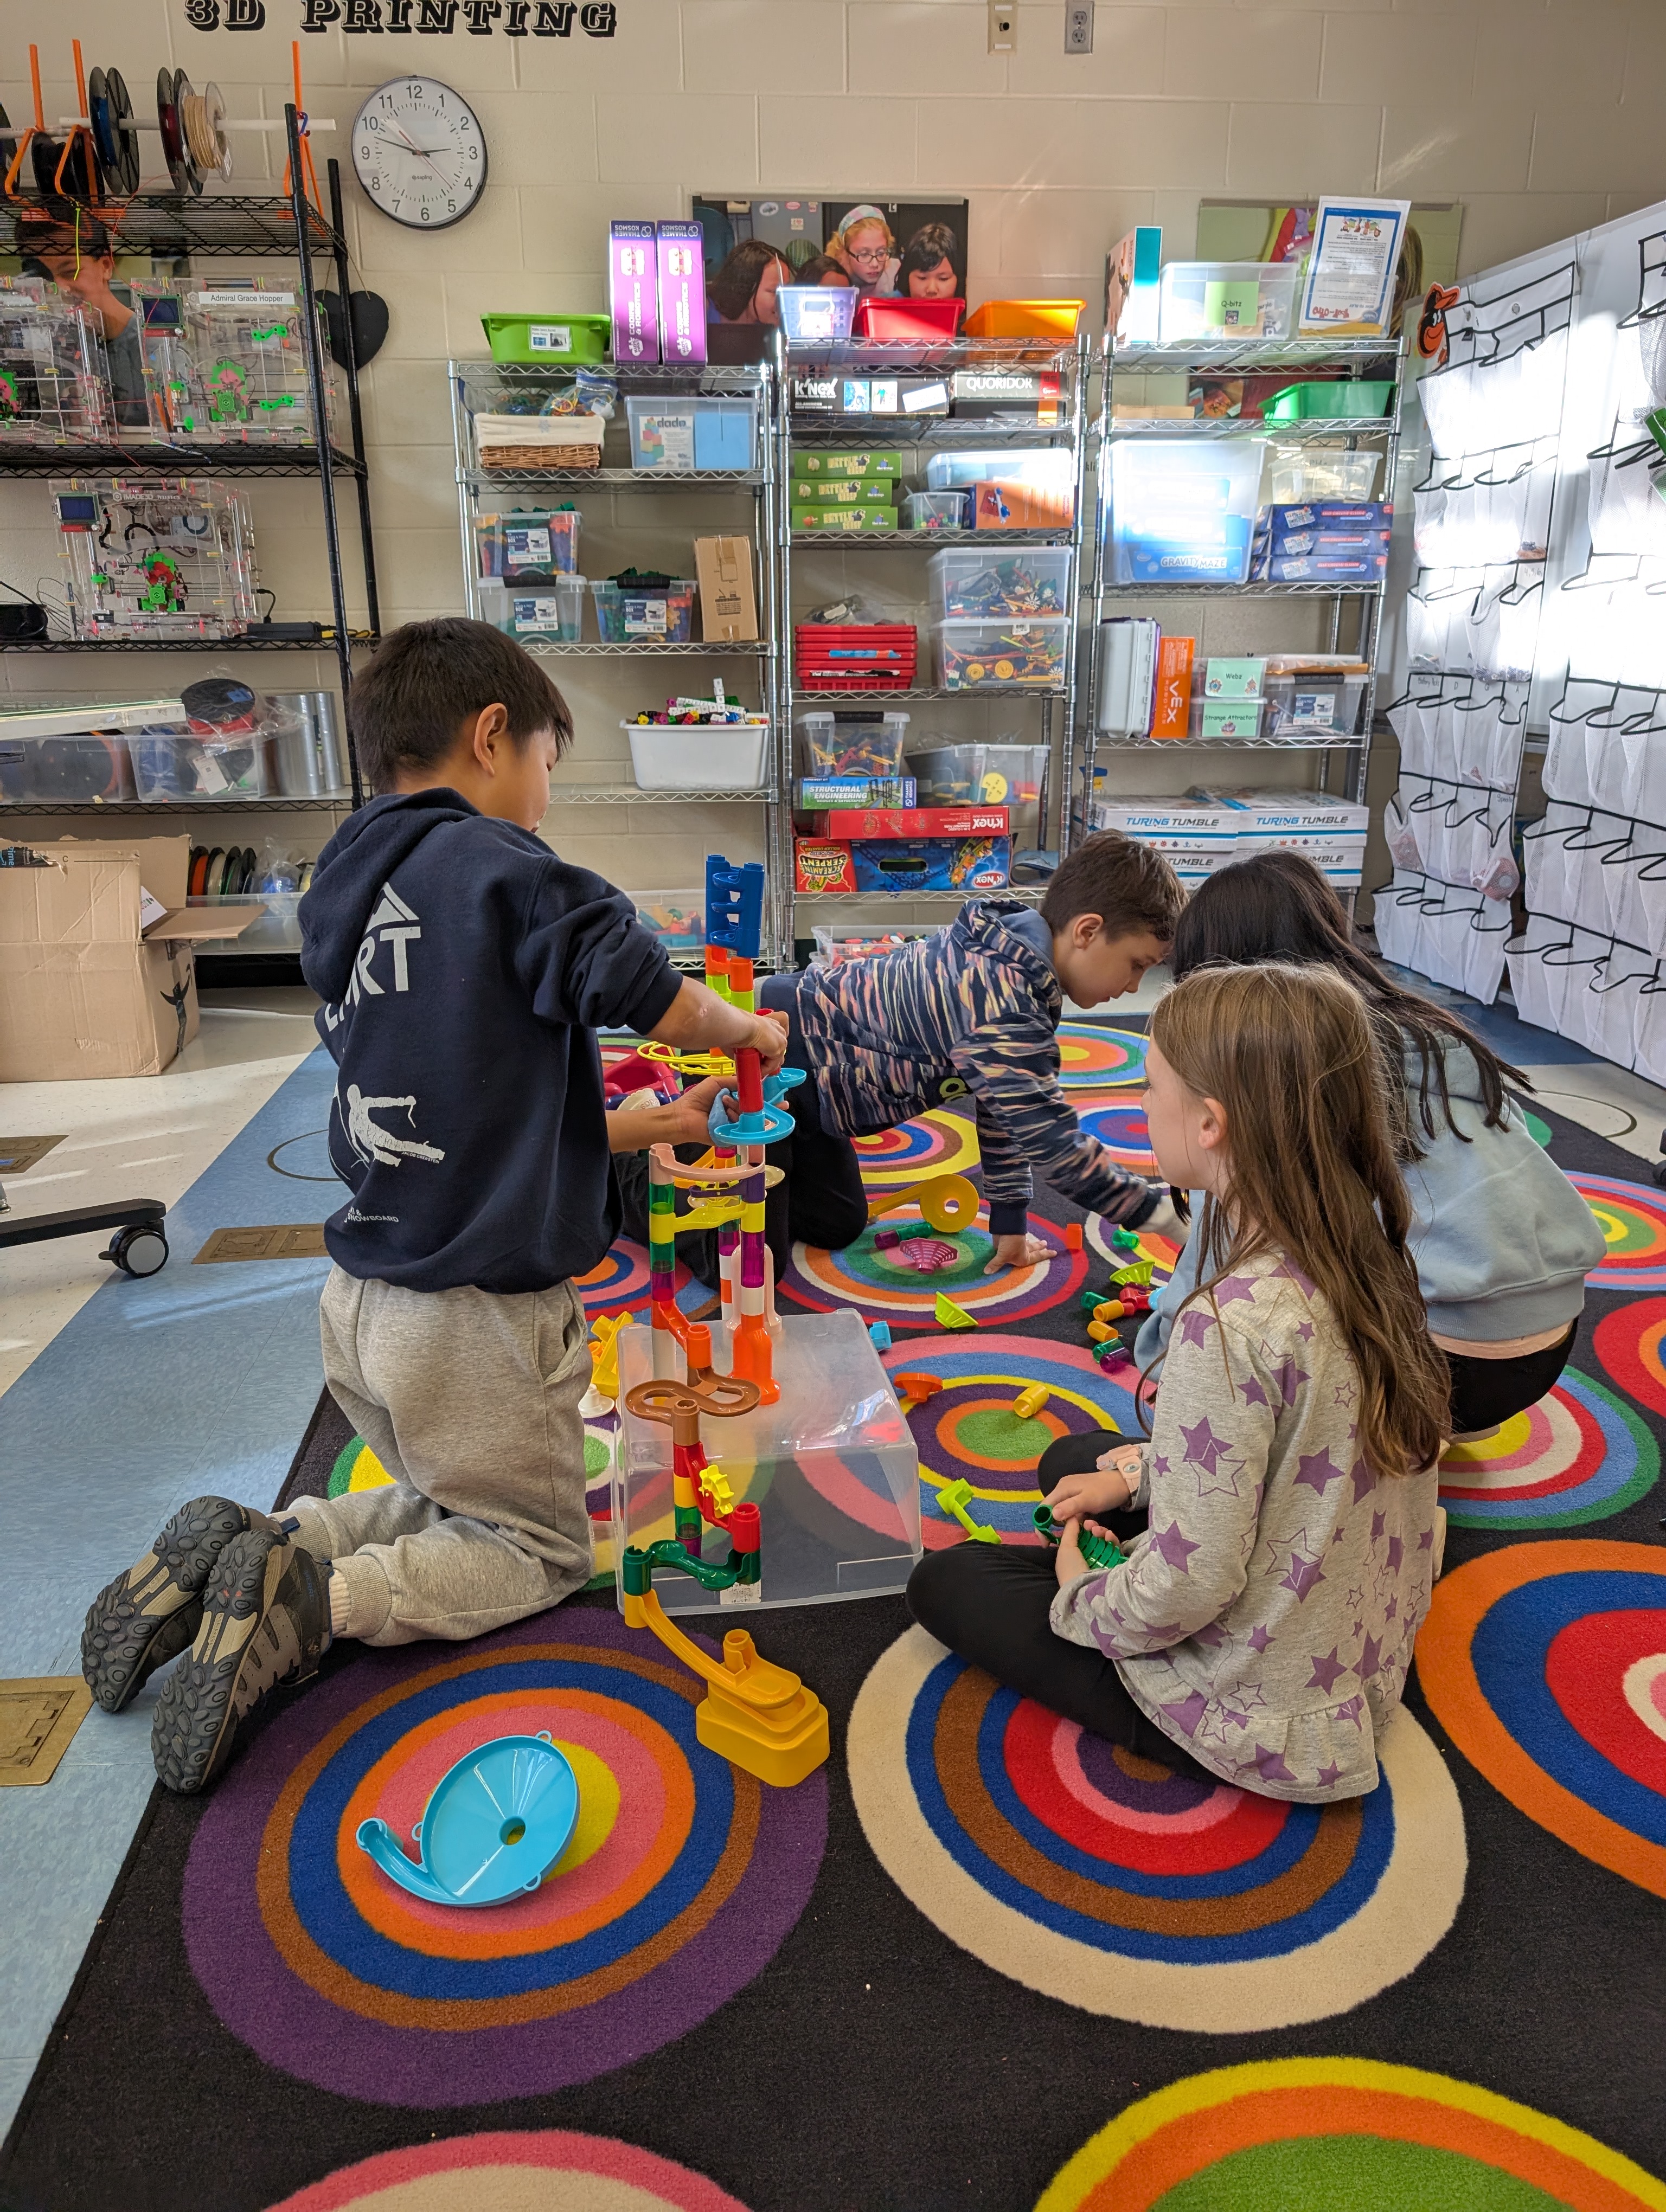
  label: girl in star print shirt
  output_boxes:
[907,962,1452,1803]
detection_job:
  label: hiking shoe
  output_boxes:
[81,1496,267,1715]
[151,1525,329,1796]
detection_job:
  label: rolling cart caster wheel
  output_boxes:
[104,1224,169,1278]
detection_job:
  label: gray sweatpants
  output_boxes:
[287,1266,594,1647]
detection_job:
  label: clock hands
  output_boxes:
[380,121,452,183]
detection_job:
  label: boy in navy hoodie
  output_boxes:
[80,619,786,1795]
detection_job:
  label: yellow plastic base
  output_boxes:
[696,1675,830,1787]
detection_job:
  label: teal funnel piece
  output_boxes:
[355,1732,580,1907]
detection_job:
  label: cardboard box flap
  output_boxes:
[144,904,264,944]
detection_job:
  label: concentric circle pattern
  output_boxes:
[1569,1174,1666,1289]
[1417,1540,1666,1899]
[574,1240,688,1319]
[185,1611,826,2105]
[1437,1367,1658,1528]
[1595,1297,1666,1419]
[849,1627,1465,2032]
[266,2129,752,2211]
[1055,1024,1149,1091]
[851,1109,981,1187]
[326,1427,621,1570]
[1085,1216,1178,1279]
[1035,2059,1666,2211]
[879,1335,1140,1546]
[783,1206,1084,1328]
[1075,1098,1156,1171]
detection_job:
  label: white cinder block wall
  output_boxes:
[4,0,1662,896]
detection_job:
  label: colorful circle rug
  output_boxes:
[1416,1540,1666,1900]
[267,2130,751,2211]
[1075,1097,1156,1172]
[851,1108,980,1188]
[1595,1297,1666,1420]
[783,1206,1084,1330]
[848,1628,1465,2032]
[879,1335,1141,1547]
[184,1610,826,2106]
[1084,1216,1178,1281]
[574,1239,689,1320]
[1056,1023,1149,1092]
[1568,1173,1666,1290]
[1034,2059,1666,2210]
[1437,1367,1658,1529]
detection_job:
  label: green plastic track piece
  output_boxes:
[1032,1504,1126,1570]
[938,1478,1000,1544]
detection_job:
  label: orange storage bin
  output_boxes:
[964,299,1084,339]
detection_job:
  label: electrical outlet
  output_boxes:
[1065,3,1092,52]
[988,0,1017,54]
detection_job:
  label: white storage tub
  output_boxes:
[621,720,771,790]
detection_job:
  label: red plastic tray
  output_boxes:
[795,622,917,691]
[852,297,964,342]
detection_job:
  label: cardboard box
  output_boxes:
[0,834,259,1080]
[655,221,706,366]
[792,450,905,478]
[973,479,1075,530]
[694,535,759,641]
[792,478,899,504]
[950,368,1061,425]
[796,835,1010,895]
[796,776,917,809]
[788,372,949,417]
[790,505,898,532]
[809,806,1010,840]
[608,220,658,364]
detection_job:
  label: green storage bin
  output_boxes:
[1265,380,1395,422]
[481,312,612,365]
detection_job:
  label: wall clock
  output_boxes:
[351,78,487,231]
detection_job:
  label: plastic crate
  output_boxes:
[480,311,611,365]
[624,720,770,789]
[852,296,963,342]
[934,616,1069,691]
[810,922,942,968]
[798,710,910,779]
[632,891,705,952]
[909,741,1047,818]
[904,490,971,531]
[625,393,757,472]
[928,547,1072,619]
[1107,438,1265,588]
[1265,380,1395,422]
[478,575,586,641]
[1261,672,1369,739]
[1156,261,1299,342]
[475,508,581,580]
[0,729,135,803]
[188,889,302,952]
[962,300,1083,339]
[795,624,917,691]
[926,448,1074,493]
[592,578,696,642]
[778,287,857,344]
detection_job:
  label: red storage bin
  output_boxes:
[852,297,964,342]
[795,623,918,691]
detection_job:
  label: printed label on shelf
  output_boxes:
[190,291,296,307]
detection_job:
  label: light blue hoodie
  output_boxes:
[1136,1037,1606,1364]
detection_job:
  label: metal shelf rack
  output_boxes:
[0,120,382,811]
[778,332,1090,938]
[449,353,787,962]
[1075,336,1405,858]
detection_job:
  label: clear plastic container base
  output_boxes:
[612,1309,922,1614]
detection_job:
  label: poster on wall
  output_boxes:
[692,196,970,306]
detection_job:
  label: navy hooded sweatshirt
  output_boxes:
[299,790,681,1294]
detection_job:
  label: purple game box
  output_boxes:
[609,221,659,364]
[656,221,706,366]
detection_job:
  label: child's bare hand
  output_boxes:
[985,1231,1050,1274]
[1045,1457,1137,1523]
[669,1076,729,1143]
[1053,1517,1086,1585]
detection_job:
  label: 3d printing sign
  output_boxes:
[182,0,618,33]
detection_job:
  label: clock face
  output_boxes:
[351,78,487,231]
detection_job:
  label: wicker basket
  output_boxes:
[473,411,604,473]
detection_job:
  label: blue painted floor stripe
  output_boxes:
[0,1046,341,2130]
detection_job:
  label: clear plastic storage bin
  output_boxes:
[935,616,1070,690]
[614,1309,921,1612]
[909,741,1048,823]
[928,547,1072,619]
[926,448,1075,495]
[0,728,135,803]
[904,490,971,531]
[1264,446,1381,505]
[129,726,268,801]
[810,922,943,968]
[625,393,757,472]
[188,890,302,952]
[632,891,705,952]
[1261,672,1369,740]
[475,508,581,579]
[592,577,696,642]
[1107,439,1266,587]
[1156,261,1299,342]
[478,575,586,641]
[624,720,771,789]
[798,710,910,779]
[777,286,858,344]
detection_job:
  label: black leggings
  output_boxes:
[906,1427,1215,1784]
[612,978,869,1289]
[1444,1323,1578,1436]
